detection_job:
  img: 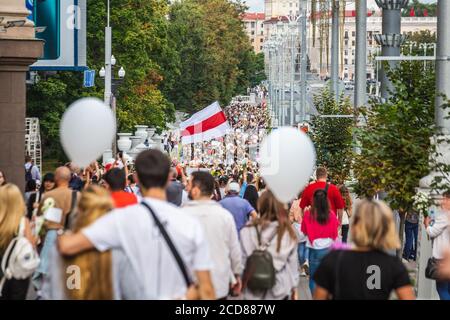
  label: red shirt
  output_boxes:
[299,181,345,213]
[111,191,138,208]
[301,209,339,245]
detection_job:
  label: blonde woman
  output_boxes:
[313,200,415,300]
[0,184,36,300]
[42,186,140,300]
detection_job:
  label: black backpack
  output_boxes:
[242,226,278,292]
[25,165,34,182]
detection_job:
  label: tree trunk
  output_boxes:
[397,211,407,258]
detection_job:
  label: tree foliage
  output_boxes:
[27,0,265,160]
[353,62,436,215]
[310,89,354,185]
[164,0,263,113]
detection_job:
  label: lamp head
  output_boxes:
[118,67,126,78]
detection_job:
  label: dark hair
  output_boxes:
[444,190,450,199]
[103,168,126,191]
[191,171,215,197]
[316,167,328,179]
[339,185,352,210]
[25,155,32,162]
[127,174,135,185]
[135,150,170,190]
[40,172,56,193]
[43,172,55,183]
[311,189,330,225]
[219,175,229,186]
[25,179,37,192]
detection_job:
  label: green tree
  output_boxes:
[165,0,259,113]
[27,0,175,160]
[310,89,354,185]
[353,61,436,253]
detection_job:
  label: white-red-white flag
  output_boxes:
[180,101,231,145]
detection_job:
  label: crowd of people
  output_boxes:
[224,102,270,132]
[3,148,450,301]
[1,85,450,300]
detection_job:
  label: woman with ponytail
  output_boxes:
[240,190,299,300]
[301,189,339,294]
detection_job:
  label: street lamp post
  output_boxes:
[355,0,367,109]
[374,0,409,100]
[331,0,340,101]
[299,0,307,123]
[100,60,126,158]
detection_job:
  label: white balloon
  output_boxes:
[258,127,316,203]
[60,98,116,167]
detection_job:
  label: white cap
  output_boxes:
[227,182,241,194]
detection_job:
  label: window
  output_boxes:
[251,31,255,35]
[260,46,263,50]
[352,50,355,56]
[251,22,255,28]
[290,2,293,7]
[345,31,348,39]
[261,31,264,36]
[352,59,355,64]
[260,38,264,43]
[352,31,356,37]
[344,59,348,65]
[345,40,348,46]
[251,39,255,43]
[344,50,348,56]
[352,41,355,46]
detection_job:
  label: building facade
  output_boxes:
[265,0,301,19]
[242,13,266,54]
[309,15,437,80]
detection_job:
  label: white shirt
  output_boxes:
[183,200,242,299]
[342,209,350,225]
[426,208,450,259]
[82,197,213,299]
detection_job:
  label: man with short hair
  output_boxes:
[103,168,138,208]
[299,167,345,222]
[40,166,79,230]
[184,171,242,299]
[25,155,41,185]
[220,182,257,234]
[58,150,215,300]
[67,163,84,192]
[34,166,80,294]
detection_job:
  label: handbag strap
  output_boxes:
[64,191,78,230]
[254,225,278,250]
[141,202,193,288]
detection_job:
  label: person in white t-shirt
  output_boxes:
[57,150,215,300]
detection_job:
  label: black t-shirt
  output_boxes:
[313,250,411,300]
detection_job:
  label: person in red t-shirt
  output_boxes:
[103,168,138,208]
[299,167,345,223]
